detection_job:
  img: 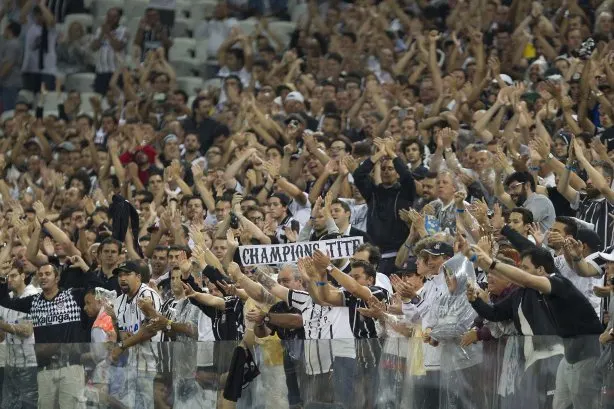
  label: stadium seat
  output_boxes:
[94,0,123,20]
[269,21,296,47]
[176,76,205,94]
[204,77,222,91]
[79,92,103,114]
[185,0,217,21]
[0,110,15,121]
[171,18,192,37]
[124,0,149,20]
[195,39,209,63]
[290,3,307,23]
[168,37,196,61]
[64,14,94,34]
[171,58,200,77]
[236,18,258,36]
[42,92,64,112]
[64,73,96,93]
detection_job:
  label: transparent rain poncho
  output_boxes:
[428,253,482,373]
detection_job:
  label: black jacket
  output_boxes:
[352,157,416,253]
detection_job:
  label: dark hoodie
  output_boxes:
[352,157,416,253]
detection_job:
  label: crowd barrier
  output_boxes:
[0,335,612,408]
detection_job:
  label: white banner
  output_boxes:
[238,237,364,266]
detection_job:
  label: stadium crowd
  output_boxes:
[4,0,614,408]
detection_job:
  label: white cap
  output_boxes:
[285,91,305,103]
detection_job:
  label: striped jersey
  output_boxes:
[572,193,614,250]
[114,283,162,371]
[287,289,354,375]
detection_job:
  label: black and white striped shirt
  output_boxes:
[196,296,244,341]
[287,290,354,375]
[343,286,389,368]
[572,194,614,250]
[93,25,128,74]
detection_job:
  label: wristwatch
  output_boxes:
[165,320,172,332]
[118,341,126,350]
[547,153,554,162]
[263,314,270,324]
[326,265,334,274]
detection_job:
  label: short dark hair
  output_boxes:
[593,160,614,180]
[520,247,556,274]
[154,245,169,254]
[270,192,290,207]
[7,21,21,37]
[352,141,372,158]
[183,195,205,208]
[555,216,578,237]
[425,171,438,179]
[329,137,350,152]
[135,190,154,204]
[510,207,534,225]
[505,171,536,192]
[355,243,381,266]
[99,237,123,253]
[400,138,425,159]
[332,199,351,214]
[350,259,376,280]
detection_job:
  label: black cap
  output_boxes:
[403,257,418,273]
[421,242,454,258]
[113,259,150,276]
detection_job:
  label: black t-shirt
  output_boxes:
[546,274,603,362]
[547,186,575,217]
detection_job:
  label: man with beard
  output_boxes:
[413,171,437,212]
[496,171,556,232]
[119,144,157,187]
[353,138,416,275]
[558,139,614,250]
[181,133,202,163]
[184,195,206,226]
[110,260,162,409]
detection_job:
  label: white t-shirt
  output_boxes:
[22,24,58,74]
[93,25,128,74]
[288,289,355,375]
[196,313,214,367]
[288,193,312,226]
[193,18,238,59]
[0,284,40,368]
[114,283,162,371]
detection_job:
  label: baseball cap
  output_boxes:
[285,91,305,104]
[492,74,513,86]
[421,242,454,258]
[113,259,150,276]
[162,134,178,147]
[55,142,76,152]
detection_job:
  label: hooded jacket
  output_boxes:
[428,253,482,373]
[352,157,416,253]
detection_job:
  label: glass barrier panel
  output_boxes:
[0,335,609,409]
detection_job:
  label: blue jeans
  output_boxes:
[332,357,356,409]
[0,86,20,113]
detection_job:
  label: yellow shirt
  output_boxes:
[244,298,284,366]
